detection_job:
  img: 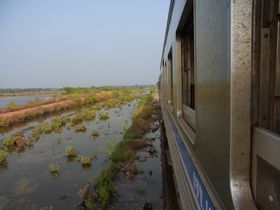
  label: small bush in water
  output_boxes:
[43,122,53,134]
[0,150,8,162]
[49,162,60,173]
[65,146,77,157]
[80,156,92,166]
[91,130,99,137]
[74,124,86,132]
[99,112,109,121]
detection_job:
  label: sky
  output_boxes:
[0,0,169,88]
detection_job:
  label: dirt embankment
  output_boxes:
[0,100,74,127]
[0,90,134,129]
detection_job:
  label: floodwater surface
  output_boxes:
[0,101,137,210]
[0,95,51,107]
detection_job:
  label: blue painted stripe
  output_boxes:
[167,112,216,210]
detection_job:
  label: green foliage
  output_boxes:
[99,112,109,121]
[84,95,97,105]
[26,138,34,147]
[81,109,96,121]
[2,135,17,147]
[65,146,77,157]
[42,122,53,134]
[49,162,60,173]
[63,87,91,94]
[71,113,83,125]
[0,117,9,128]
[104,139,118,158]
[95,162,120,208]
[30,123,43,140]
[110,141,134,162]
[51,116,64,131]
[0,150,8,162]
[80,155,92,165]
[6,101,17,108]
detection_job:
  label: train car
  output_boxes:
[159,0,280,209]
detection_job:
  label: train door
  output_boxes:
[252,0,280,209]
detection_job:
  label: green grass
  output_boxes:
[51,116,65,131]
[49,162,60,173]
[81,108,96,121]
[65,146,77,157]
[6,101,17,108]
[0,117,9,128]
[99,112,109,121]
[79,155,92,166]
[2,135,17,147]
[85,89,156,209]
[30,123,43,140]
[42,122,53,134]
[0,150,8,162]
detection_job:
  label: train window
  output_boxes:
[164,61,168,102]
[253,0,280,134]
[168,50,173,106]
[252,1,280,209]
[181,15,194,110]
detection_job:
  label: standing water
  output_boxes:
[0,101,137,210]
[0,95,51,108]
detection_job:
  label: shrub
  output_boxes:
[65,146,77,157]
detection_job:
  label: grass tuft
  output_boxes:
[99,112,109,121]
[91,130,99,137]
[0,150,8,162]
[65,146,77,157]
[49,162,60,173]
[80,155,92,166]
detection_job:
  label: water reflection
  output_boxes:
[0,101,137,209]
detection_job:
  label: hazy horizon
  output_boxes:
[0,1,169,88]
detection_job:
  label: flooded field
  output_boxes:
[0,101,137,210]
[0,95,51,108]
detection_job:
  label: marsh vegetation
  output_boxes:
[0,86,153,210]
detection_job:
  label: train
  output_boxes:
[158,0,280,209]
